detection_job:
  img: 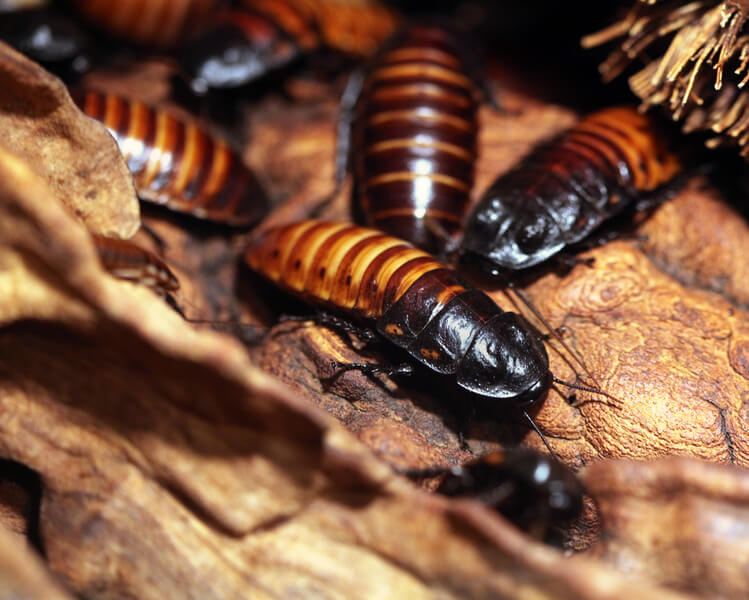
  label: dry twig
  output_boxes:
[583,0,749,158]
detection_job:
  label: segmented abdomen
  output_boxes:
[245,220,459,320]
[355,25,478,253]
[241,0,398,54]
[71,0,220,47]
[74,90,268,227]
[93,235,179,295]
[539,106,681,196]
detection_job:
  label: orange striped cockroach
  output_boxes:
[460,106,683,273]
[93,235,180,296]
[73,90,269,227]
[245,0,399,57]
[69,0,223,48]
[246,220,609,450]
[336,23,492,254]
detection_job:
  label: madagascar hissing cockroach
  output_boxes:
[73,90,269,227]
[337,24,487,255]
[245,219,607,430]
[178,0,398,94]
[92,234,180,296]
[460,106,683,272]
[177,4,302,94]
[406,447,584,531]
[69,0,222,48]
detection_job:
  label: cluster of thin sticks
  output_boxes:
[582,0,749,157]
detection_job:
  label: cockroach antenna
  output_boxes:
[551,376,622,410]
[522,410,557,458]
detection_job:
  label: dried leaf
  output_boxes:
[0,527,72,600]
[582,457,749,600]
[0,41,139,237]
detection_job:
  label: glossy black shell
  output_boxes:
[0,8,92,75]
[177,9,299,94]
[377,270,551,403]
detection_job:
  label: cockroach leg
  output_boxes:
[279,312,379,345]
[328,359,413,379]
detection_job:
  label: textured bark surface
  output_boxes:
[2,24,749,600]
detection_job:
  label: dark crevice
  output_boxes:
[702,397,736,464]
[0,459,44,556]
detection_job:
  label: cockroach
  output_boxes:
[94,235,267,339]
[336,24,487,255]
[177,4,302,94]
[406,447,584,531]
[245,220,607,447]
[178,0,398,94]
[460,106,683,272]
[92,234,180,296]
[73,90,269,227]
[69,0,221,48]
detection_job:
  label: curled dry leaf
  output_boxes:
[0,41,139,237]
[0,527,72,600]
[0,116,694,598]
[581,457,749,600]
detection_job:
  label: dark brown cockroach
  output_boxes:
[92,234,180,296]
[177,3,303,94]
[179,0,398,94]
[337,24,486,255]
[406,447,584,532]
[73,90,269,227]
[460,106,683,273]
[246,220,607,444]
[69,0,222,48]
